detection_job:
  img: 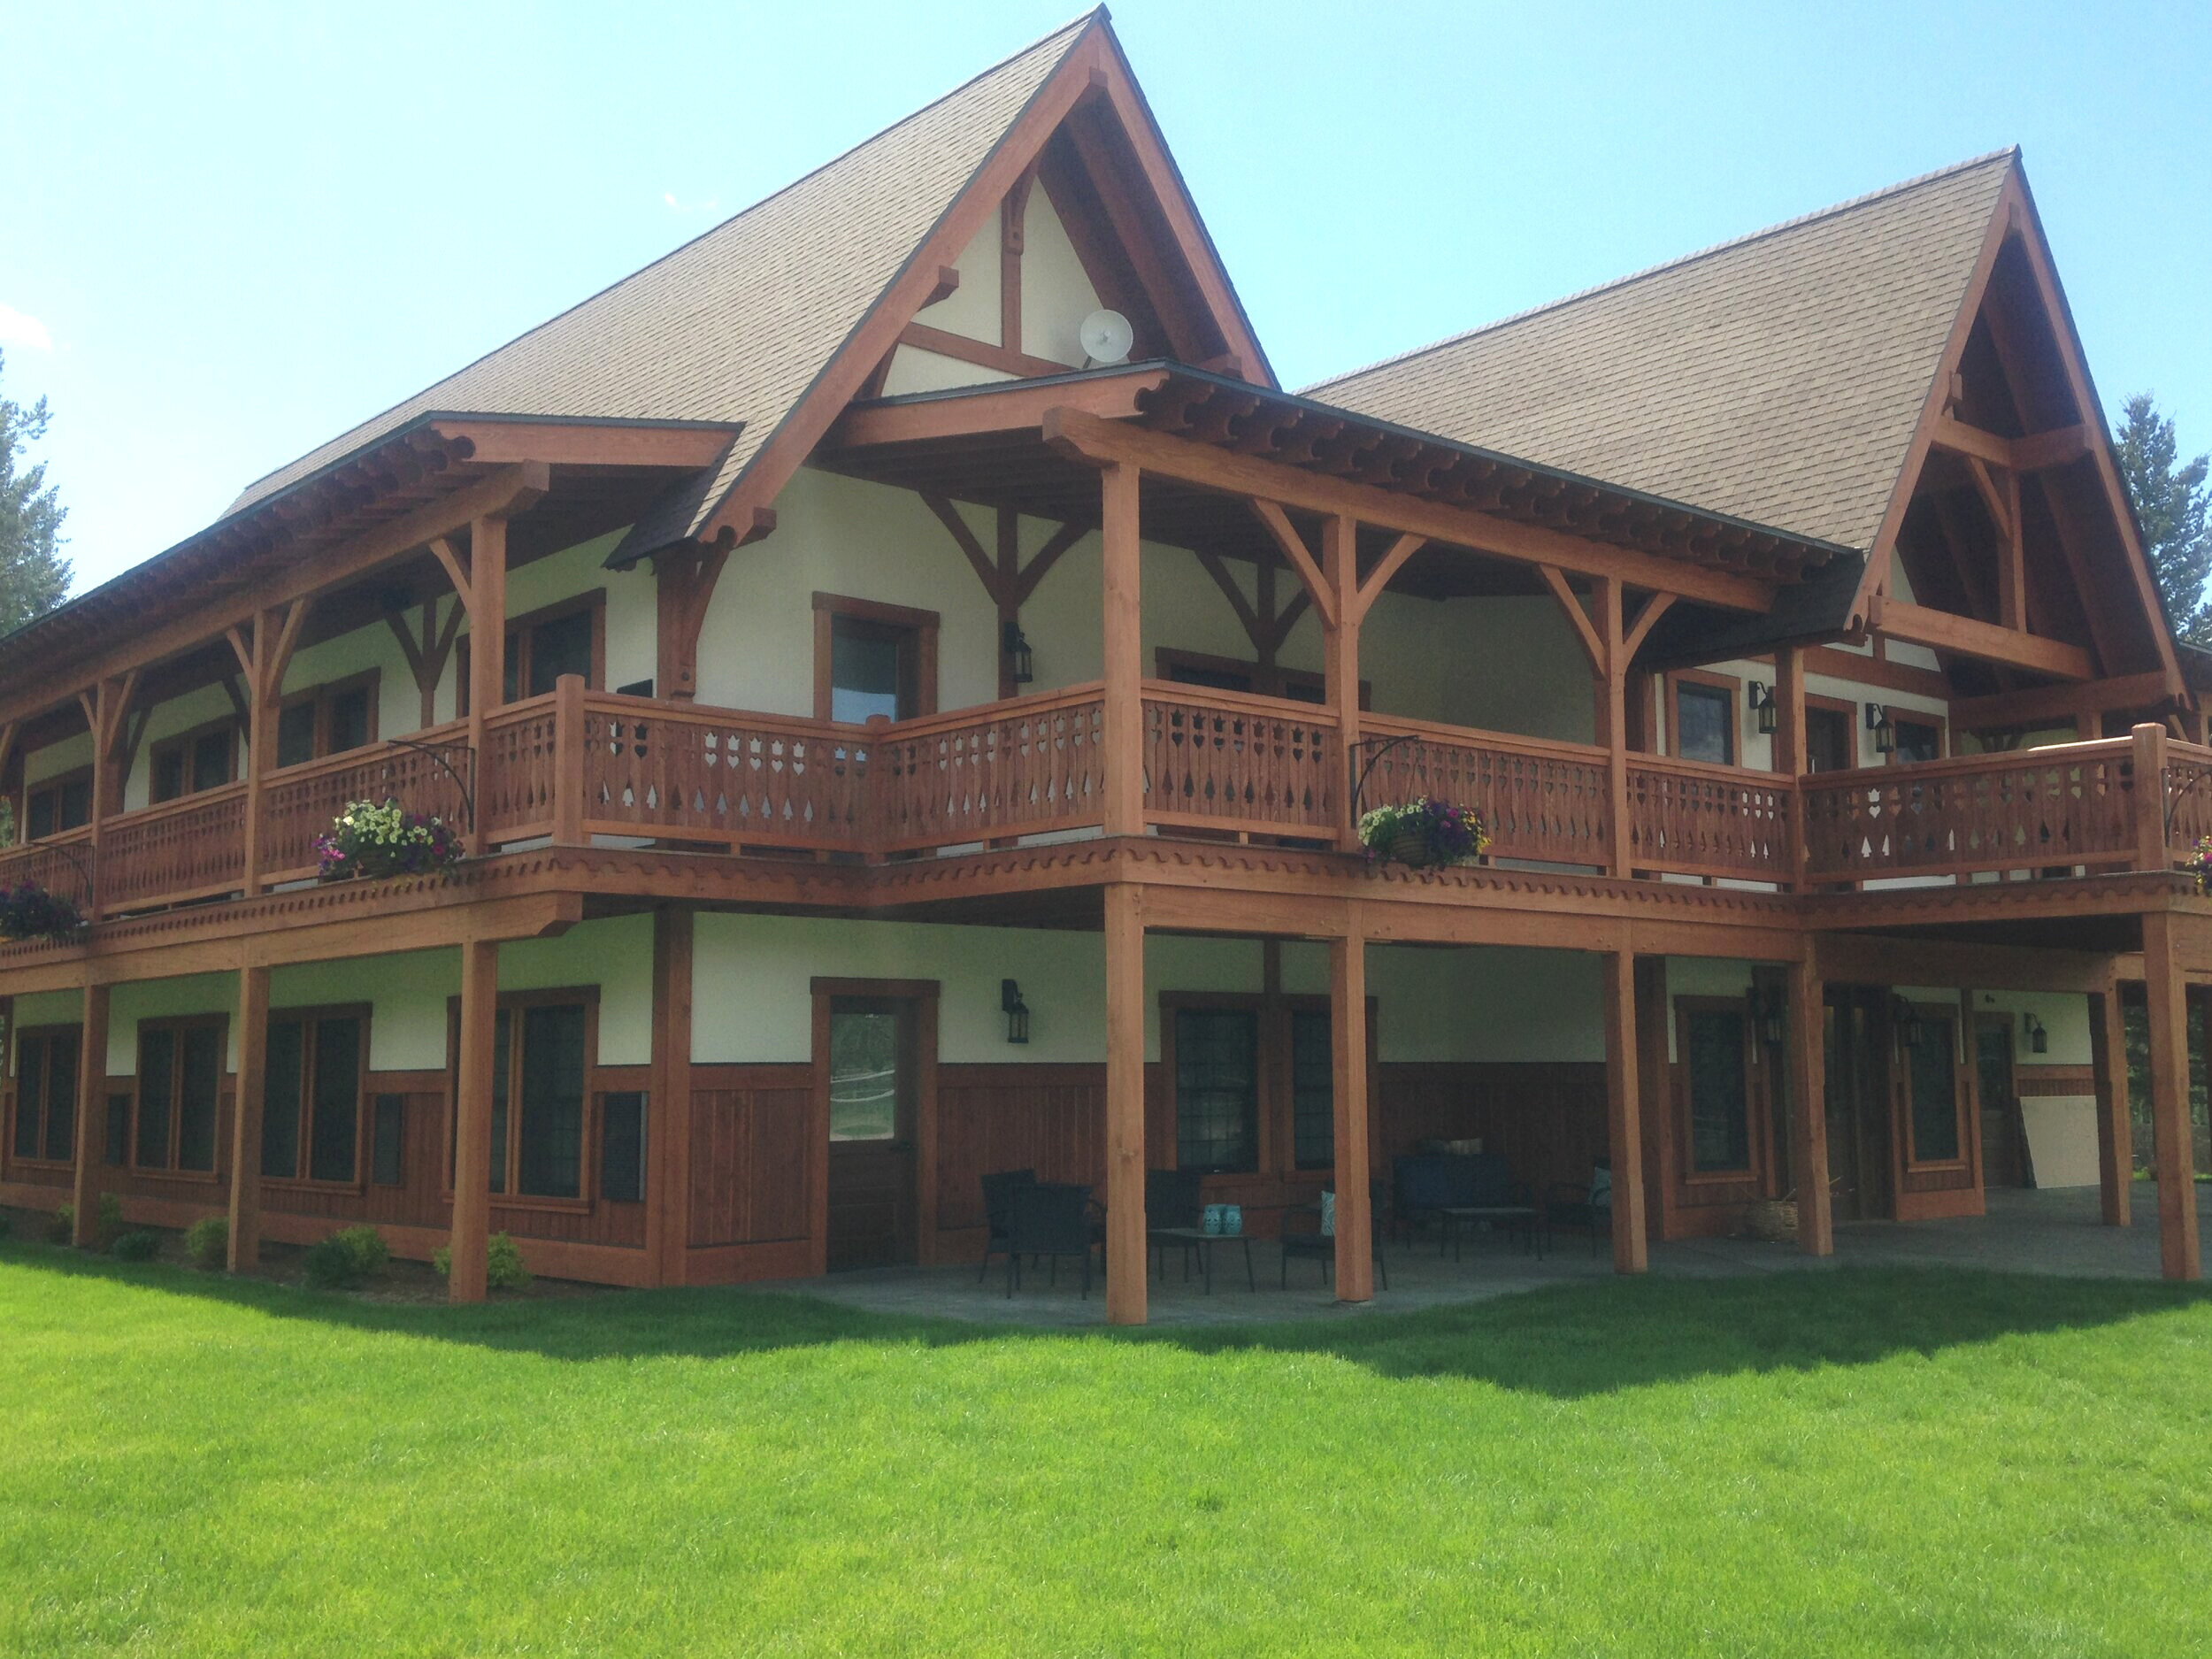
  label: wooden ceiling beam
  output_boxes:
[827,368,1167,449]
[1867,595,2093,680]
[1950,670,2177,732]
[427,420,739,471]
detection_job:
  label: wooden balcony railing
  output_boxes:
[0,689,2200,929]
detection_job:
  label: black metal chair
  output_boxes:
[1547,1161,1612,1256]
[1146,1167,1206,1281]
[1003,1181,1096,1299]
[977,1168,1037,1284]
[1280,1180,1390,1290]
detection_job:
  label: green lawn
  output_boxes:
[4,1245,2211,1656]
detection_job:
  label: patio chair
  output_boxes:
[1146,1167,1207,1281]
[1003,1181,1097,1299]
[1280,1180,1390,1290]
[1547,1161,1612,1256]
[977,1168,1037,1284]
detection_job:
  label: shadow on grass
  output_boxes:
[5,1237,2208,1400]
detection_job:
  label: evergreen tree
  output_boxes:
[0,349,72,634]
[2116,392,2212,644]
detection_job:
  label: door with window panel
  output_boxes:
[824,995,921,1271]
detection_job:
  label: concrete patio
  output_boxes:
[764,1187,2177,1327]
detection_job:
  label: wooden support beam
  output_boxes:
[1354,533,1426,624]
[648,906,695,1286]
[2132,723,2170,874]
[1103,882,1147,1325]
[1602,947,1647,1273]
[1538,565,1604,671]
[1100,463,1145,837]
[1011,520,1085,608]
[1950,671,2177,733]
[925,495,999,600]
[1786,953,1833,1255]
[826,369,1170,449]
[1330,906,1374,1301]
[898,321,1070,382]
[1594,578,1632,879]
[1774,646,1809,890]
[449,937,500,1303]
[1248,499,1338,630]
[2088,979,2131,1229]
[1000,163,1035,354]
[1322,514,1361,853]
[1621,592,1676,662]
[427,419,737,470]
[465,516,510,856]
[1044,407,1779,613]
[68,981,110,1248]
[227,961,270,1271]
[1868,595,2093,680]
[2140,910,2200,1281]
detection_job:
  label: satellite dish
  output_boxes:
[1079,308,1133,366]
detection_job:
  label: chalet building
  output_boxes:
[4,11,2208,1317]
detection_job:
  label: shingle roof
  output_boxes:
[226,12,1099,534]
[1308,151,2017,554]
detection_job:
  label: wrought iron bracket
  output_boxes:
[1346,732,1422,822]
[380,736,478,833]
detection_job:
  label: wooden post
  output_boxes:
[1330,906,1374,1300]
[1100,464,1145,839]
[1773,646,1809,891]
[1786,953,1833,1255]
[1322,514,1362,853]
[2132,722,2170,874]
[648,906,694,1286]
[2140,910,2200,1279]
[68,981,110,1247]
[226,961,271,1271]
[1595,579,1632,879]
[2088,979,2131,1227]
[449,937,500,1302]
[1601,944,1648,1272]
[1103,881,1147,1325]
[551,673,587,846]
[465,517,509,857]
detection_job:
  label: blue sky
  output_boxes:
[4,0,2207,594]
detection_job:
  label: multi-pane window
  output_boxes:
[1893,717,1943,764]
[150,723,236,803]
[1674,680,1735,765]
[1682,1005,1753,1175]
[12,1027,81,1164]
[24,769,92,840]
[1291,1009,1334,1171]
[134,1018,226,1173]
[1905,1010,1963,1164]
[260,1010,366,1184]
[451,998,593,1200]
[1173,1008,1259,1173]
[457,598,603,716]
[276,677,377,769]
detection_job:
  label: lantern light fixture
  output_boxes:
[1748,681,1778,737]
[1867,703,1897,757]
[1002,621,1034,686]
[2024,1014,2049,1056]
[1892,995,1923,1045]
[1001,979,1031,1045]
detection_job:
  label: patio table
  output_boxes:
[1439,1204,1544,1262]
[1146,1226,1257,1293]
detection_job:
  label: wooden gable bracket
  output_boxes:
[1001,162,1037,355]
[650,507,776,702]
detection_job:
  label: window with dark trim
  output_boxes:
[601,1091,647,1202]
[275,673,379,769]
[456,594,606,716]
[448,994,595,1201]
[1680,1002,1754,1176]
[12,1025,80,1164]
[24,767,92,840]
[1904,1009,1964,1164]
[1805,699,1855,773]
[134,1017,226,1173]
[149,720,237,804]
[1172,1007,1259,1173]
[370,1093,406,1187]
[1290,1008,1333,1171]
[813,594,937,724]
[1893,716,1945,765]
[1671,676,1737,766]
[259,1009,367,1185]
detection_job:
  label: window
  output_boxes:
[813,594,937,723]
[829,1001,909,1142]
[134,1018,225,1174]
[1290,1008,1333,1171]
[600,1091,647,1202]
[370,1093,406,1187]
[12,1026,80,1164]
[1904,1010,1963,1164]
[1173,1007,1259,1173]
[259,1010,366,1184]
[449,995,594,1200]
[1671,677,1736,765]
[1893,716,1944,765]
[24,768,92,840]
[1805,702,1855,773]
[1681,1003,1753,1175]
[456,595,605,715]
[275,675,378,769]
[150,721,236,804]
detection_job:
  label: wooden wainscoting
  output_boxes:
[933,1062,1106,1261]
[684,1063,815,1282]
[1377,1062,1609,1202]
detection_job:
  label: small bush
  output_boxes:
[333,1225,389,1278]
[302,1225,391,1290]
[183,1217,228,1269]
[0,1210,12,1242]
[109,1230,160,1262]
[432,1232,532,1292]
[48,1204,73,1244]
[96,1192,124,1247]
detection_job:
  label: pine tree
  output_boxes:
[2116,392,2212,644]
[0,349,73,634]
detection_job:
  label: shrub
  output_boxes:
[1356,796,1490,868]
[432,1232,532,1292]
[302,1225,390,1290]
[0,879,85,942]
[96,1193,125,1247]
[183,1217,228,1269]
[48,1204,73,1244]
[334,1225,389,1277]
[0,1210,12,1242]
[110,1230,160,1262]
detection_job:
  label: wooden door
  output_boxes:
[824,995,920,1271]
[1823,987,1893,1220]
[1975,1014,2027,1187]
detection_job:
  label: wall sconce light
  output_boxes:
[1001,979,1030,1045]
[1747,681,1778,737]
[1867,703,1897,757]
[2024,1014,2049,1056]
[1002,621,1034,686]
[1891,995,1922,1045]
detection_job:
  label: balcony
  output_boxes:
[1,680,2200,925]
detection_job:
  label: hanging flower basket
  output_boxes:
[1357,797,1490,870]
[316,799,465,882]
[0,879,85,943]
[2190,836,2212,895]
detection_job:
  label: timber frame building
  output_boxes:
[4,12,2208,1316]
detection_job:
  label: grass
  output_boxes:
[4,1245,2212,1656]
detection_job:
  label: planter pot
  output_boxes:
[1742,1198,1798,1243]
[1385,826,1437,867]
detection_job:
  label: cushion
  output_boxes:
[1319,1191,1336,1238]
